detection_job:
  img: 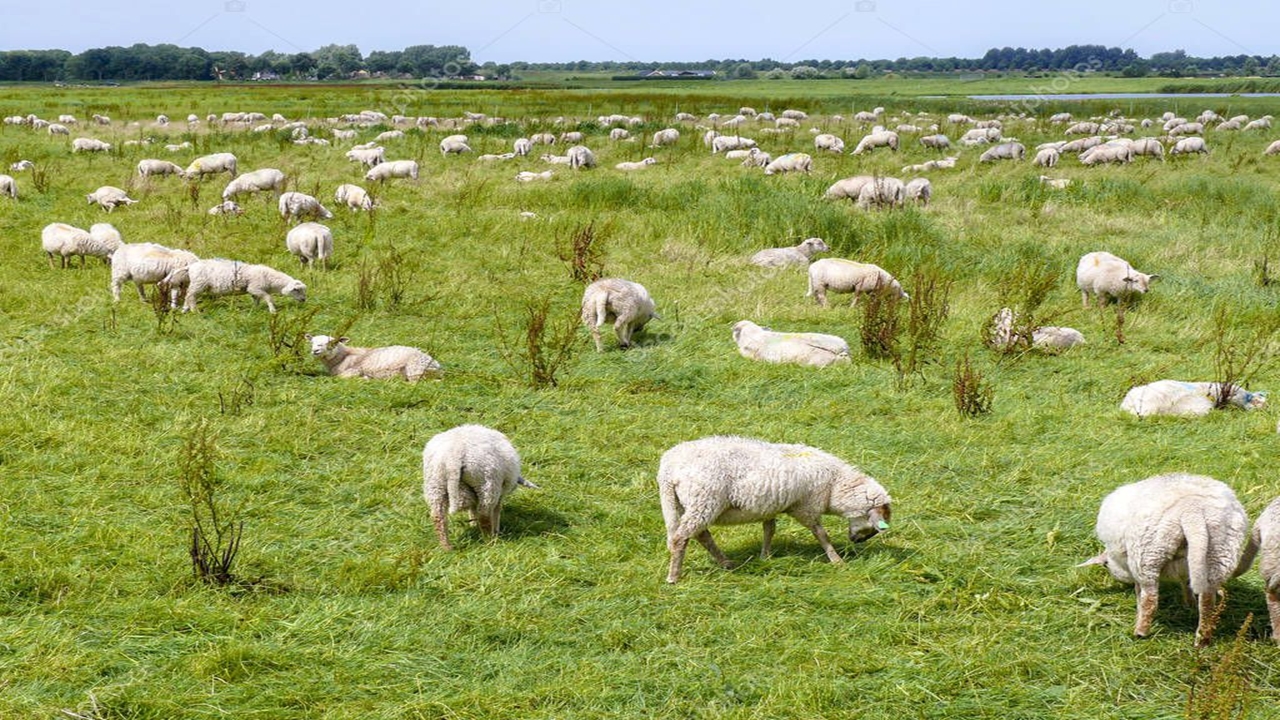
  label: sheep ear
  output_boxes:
[338,337,349,343]
[304,333,313,340]
[1076,553,1107,568]
[1148,274,1161,281]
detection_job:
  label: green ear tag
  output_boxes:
[876,521,890,531]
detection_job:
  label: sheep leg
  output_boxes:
[666,536,689,583]
[430,503,453,551]
[695,530,734,569]
[590,325,603,353]
[134,281,148,303]
[1195,591,1218,648]
[760,519,776,559]
[1080,290,1089,309]
[1134,582,1158,638]
[616,321,632,349]
[1267,589,1280,645]
[804,522,844,564]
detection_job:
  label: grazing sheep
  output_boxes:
[1060,136,1104,154]
[222,168,286,200]
[110,242,199,304]
[10,159,34,171]
[979,142,1025,162]
[86,186,137,212]
[164,258,306,313]
[750,237,830,268]
[763,153,813,175]
[185,152,239,179]
[1250,497,1280,643]
[422,424,535,550]
[904,178,932,206]
[278,191,334,222]
[71,137,111,152]
[813,133,845,153]
[334,183,374,211]
[307,333,442,382]
[658,435,891,583]
[807,258,907,307]
[376,130,404,142]
[615,158,656,171]
[1120,380,1267,418]
[207,200,243,216]
[1076,251,1156,307]
[1080,143,1134,166]
[529,132,556,145]
[136,159,186,179]
[512,137,533,156]
[1168,122,1204,136]
[1065,121,1101,135]
[855,177,905,210]
[711,135,758,154]
[581,278,659,352]
[345,146,385,167]
[851,131,899,153]
[1130,137,1165,160]
[515,170,554,182]
[48,123,70,136]
[919,134,952,150]
[959,127,1001,145]
[440,137,472,154]
[1079,473,1252,646]
[731,320,850,367]
[609,128,631,141]
[285,222,334,269]
[823,175,875,201]
[566,145,597,170]
[0,174,16,199]
[740,148,771,168]
[1265,140,1280,156]
[1171,137,1208,155]
[560,131,584,144]
[651,128,680,146]
[41,222,121,269]
[1244,116,1273,131]
[1032,148,1060,167]
[365,159,419,182]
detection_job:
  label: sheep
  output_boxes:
[1120,380,1267,418]
[731,320,850,367]
[762,153,813,175]
[901,156,957,173]
[1130,137,1165,160]
[136,159,186,179]
[513,137,533,156]
[580,278,659,352]
[222,168,286,200]
[919,134,952,150]
[1171,137,1208,155]
[711,135,758,154]
[851,131,899,153]
[10,160,34,171]
[47,123,70,136]
[979,141,1025,162]
[1168,122,1204,136]
[1079,473,1252,646]
[185,152,239,179]
[376,130,404,142]
[1266,140,1280,156]
[1065,121,1101,135]
[529,132,556,145]
[740,148,772,168]
[86,186,137,212]
[566,145,597,169]
[608,128,631,141]
[1243,116,1273,131]
[278,192,334,222]
[0,174,16,200]
[165,142,192,152]
[541,153,572,165]
[365,159,419,182]
[987,308,1085,352]
[855,177,905,210]
[207,200,244,216]
[1032,147,1060,167]
[345,146,385,167]
[1080,143,1134,166]
[71,137,111,152]
[657,435,891,583]
[615,158,656,171]
[1039,175,1072,190]
[307,333,442,382]
[651,128,680,146]
[1076,251,1157,307]
[285,222,334,269]
[440,137,472,154]
[515,170,554,182]
[904,177,932,207]
[807,258,907,307]
[813,133,845,153]
[1250,497,1280,643]
[750,237,830,268]
[560,131,584,144]
[110,242,199,305]
[163,258,306,313]
[1060,136,1104,154]
[422,424,536,550]
[334,183,374,211]
[41,222,121,269]
[823,175,875,201]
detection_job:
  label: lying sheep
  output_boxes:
[41,222,121,269]
[657,435,892,583]
[851,131,899,153]
[1250,497,1280,643]
[86,186,137,212]
[10,159,34,171]
[750,237,829,268]
[1039,175,1072,190]
[334,183,374,211]
[222,168,286,200]
[731,320,850,367]
[285,222,334,269]
[278,191,334,222]
[988,307,1085,352]
[609,128,631,141]
[207,200,243,216]
[1266,140,1280,156]
[110,242,199,305]
[711,135,757,153]
[71,137,111,153]
[904,178,932,206]
[1076,251,1157,307]
[813,133,845,153]
[560,131,584,144]
[1079,473,1252,646]
[615,158,656,171]
[0,174,15,199]
[515,170,554,182]
[307,333,442,382]
[901,156,957,173]
[763,153,813,175]
[422,424,536,550]
[1120,380,1267,418]
[365,159,419,182]
[979,141,1025,162]
[807,258,907,307]
[581,278,659,351]
[185,152,238,179]
[566,145,597,169]
[163,258,306,313]
[137,159,186,178]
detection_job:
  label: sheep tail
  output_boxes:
[1182,508,1212,596]
[440,454,466,515]
[517,475,539,490]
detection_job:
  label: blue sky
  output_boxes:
[5,0,1273,62]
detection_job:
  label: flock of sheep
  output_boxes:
[6,99,1280,647]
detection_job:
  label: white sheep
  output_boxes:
[41,222,121,269]
[823,175,875,201]
[345,146,385,167]
[851,131,899,153]
[422,424,535,550]
[1079,473,1252,646]
[285,222,334,269]
[86,186,137,212]
[110,242,199,305]
[136,159,186,179]
[376,130,405,142]
[222,168,286,200]
[1080,143,1134,165]
[560,131,584,144]
[1065,121,1101,135]
[609,128,631,141]
[988,307,1085,352]
[580,278,659,351]
[10,159,34,171]
[334,183,374,211]
[307,333,442,382]
[1039,175,1072,190]
[566,145,597,169]
[1032,147,1060,167]
[615,158,656,171]
[47,123,70,135]
[813,133,845,153]
[185,152,239,179]
[855,177,905,210]
[1250,497,1280,643]
[0,174,16,199]
[440,137,472,154]
[711,135,757,153]
[1171,137,1208,155]
[71,137,111,152]
[529,132,556,145]
[919,134,951,150]
[164,258,306,313]
[657,435,891,583]
[763,153,813,175]
[1076,251,1156,307]
[978,141,1025,162]
[1120,380,1267,418]
[1130,137,1165,160]
[207,201,244,216]
[904,178,932,207]
[278,191,334,222]
[750,237,830,268]
[807,258,907,307]
[651,128,680,146]
[901,157,957,173]
[740,148,771,168]
[365,159,419,182]
[731,320,850,367]
[541,153,572,165]
[959,127,1001,145]
[1266,140,1280,156]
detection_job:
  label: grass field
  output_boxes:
[2,80,1280,718]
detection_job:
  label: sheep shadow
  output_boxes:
[1088,580,1272,642]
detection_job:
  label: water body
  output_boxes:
[970,92,1280,101]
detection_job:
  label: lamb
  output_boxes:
[86,186,137,212]
[345,146,385,167]
[813,133,845,153]
[904,177,932,206]
[763,153,813,175]
[307,333,442,382]
[222,168,286,200]
[185,152,239,179]
[1171,137,1208,155]
[163,258,306,313]
[731,320,851,367]
[1119,380,1267,418]
[749,237,830,268]
[365,159,419,182]
[1076,251,1157,307]
[333,183,374,211]
[615,158,656,171]
[807,258,907,307]
[580,278,659,351]
[566,145,597,169]
[987,307,1085,352]
[515,170,554,182]
[855,177,905,210]
[137,159,186,179]
[979,141,1025,162]
[41,222,122,269]
[1079,473,1252,646]
[285,222,334,269]
[651,128,680,146]
[110,242,199,305]
[1250,497,1280,643]
[278,191,334,222]
[422,424,536,550]
[851,131,899,153]
[657,435,891,583]
[0,174,16,199]
[1032,147,1060,167]
[919,134,952,149]
[823,175,875,201]
[71,137,111,152]
[207,200,244,216]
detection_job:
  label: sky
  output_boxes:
[5,0,1275,63]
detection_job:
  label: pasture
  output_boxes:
[2,81,1280,718]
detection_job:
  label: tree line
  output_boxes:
[0,43,1275,82]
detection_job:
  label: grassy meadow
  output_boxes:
[3,80,1280,718]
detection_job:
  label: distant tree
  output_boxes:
[1120,61,1149,78]
[731,62,756,79]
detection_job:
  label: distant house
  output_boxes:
[640,69,716,78]
[251,71,279,81]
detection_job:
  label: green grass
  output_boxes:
[1,82,1280,718]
